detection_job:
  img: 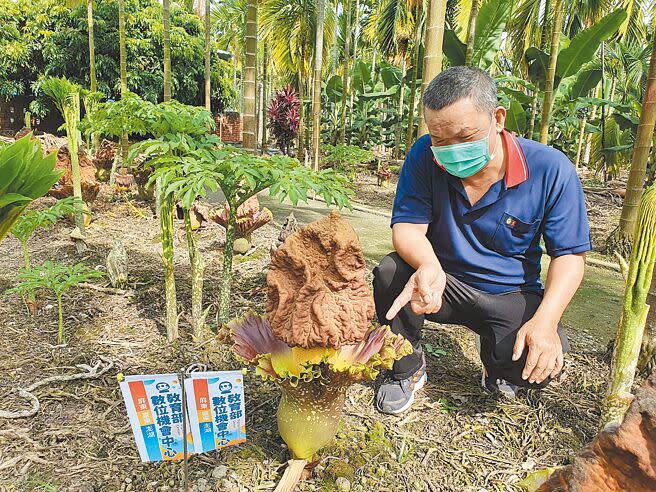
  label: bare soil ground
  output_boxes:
[0,181,628,492]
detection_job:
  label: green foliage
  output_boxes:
[7,261,104,343]
[11,197,84,268]
[82,92,155,139]
[442,0,514,69]
[0,135,61,242]
[556,10,628,81]
[38,77,82,117]
[424,343,447,358]
[0,0,235,109]
[322,144,376,179]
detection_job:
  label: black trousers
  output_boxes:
[372,252,570,388]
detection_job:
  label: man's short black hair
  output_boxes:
[422,66,498,114]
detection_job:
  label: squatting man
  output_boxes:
[373,66,591,414]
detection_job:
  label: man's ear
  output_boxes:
[494,106,507,132]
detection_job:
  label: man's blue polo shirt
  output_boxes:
[391,130,592,294]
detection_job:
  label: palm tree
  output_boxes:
[404,2,424,153]
[243,0,258,151]
[211,0,247,97]
[613,30,656,250]
[538,0,565,144]
[112,0,129,187]
[312,0,327,170]
[87,0,97,93]
[262,42,269,153]
[464,0,479,65]
[338,0,353,145]
[204,0,212,110]
[260,0,334,156]
[376,0,417,158]
[163,0,172,102]
[417,0,446,137]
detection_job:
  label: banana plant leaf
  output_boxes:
[566,67,602,100]
[505,100,527,135]
[576,97,634,114]
[380,63,402,90]
[325,75,343,104]
[525,47,549,86]
[556,10,627,80]
[499,86,533,106]
[443,29,466,67]
[471,0,513,69]
[0,135,61,242]
[352,60,374,95]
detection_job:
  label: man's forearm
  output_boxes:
[392,224,441,270]
[535,253,586,328]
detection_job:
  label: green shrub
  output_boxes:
[322,144,376,178]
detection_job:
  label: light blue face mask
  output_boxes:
[430,117,499,178]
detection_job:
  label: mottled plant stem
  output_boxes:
[602,185,656,429]
[217,207,237,325]
[160,195,179,342]
[184,209,206,339]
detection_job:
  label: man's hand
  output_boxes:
[385,263,446,320]
[512,317,564,384]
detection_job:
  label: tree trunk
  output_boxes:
[204,0,211,111]
[417,0,446,137]
[338,0,352,145]
[297,46,307,161]
[601,185,656,429]
[312,0,326,171]
[184,209,207,340]
[615,36,656,246]
[262,42,269,153]
[538,0,565,145]
[574,114,587,168]
[583,85,601,166]
[163,0,172,102]
[217,209,237,325]
[233,56,238,93]
[527,91,539,139]
[114,0,129,188]
[464,0,479,66]
[87,0,96,93]
[348,0,360,131]
[393,55,407,159]
[160,194,179,342]
[539,0,551,49]
[405,4,424,154]
[243,0,258,151]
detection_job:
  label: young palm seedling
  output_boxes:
[8,262,104,344]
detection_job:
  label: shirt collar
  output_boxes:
[430,129,529,188]
[502,129,529,188]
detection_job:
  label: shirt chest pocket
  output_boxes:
[490,212,541,256]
